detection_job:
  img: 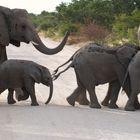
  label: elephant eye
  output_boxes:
[22,25,26,30]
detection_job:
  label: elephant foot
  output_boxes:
[134,102,140,110]
[17,95,28,101]
[108,103,119,109]
[8,99,16,104]
[76,94,89,105]
[101,100,109,106]
[89,103,101,109]
[125,105,135,111]
[31,103,39,106]
[125,101,136,111]
[78,99,89,105]
[66,97,75,106]
[17,95,22,101]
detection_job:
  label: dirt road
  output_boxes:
[0,38,139,140]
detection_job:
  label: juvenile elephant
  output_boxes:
[53,44,121,108]
[53,43,139,109]
[0,59,53,106]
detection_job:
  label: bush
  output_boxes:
[80,22,109,43]
[39,22,49,31]
[111,9,140,45]
[58,22,80,36]
[44,28,56,38]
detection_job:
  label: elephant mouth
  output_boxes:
[21,36,30,44]
[42,80,50,86]
[10,39,20,47]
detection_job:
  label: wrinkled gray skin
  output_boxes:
[0,6,69,61]
[53,44,120,108]
[53,43,139,109]
[0,6,69,101]
[0,59,53,106]
[125,52,140,111]
[76,80,121,109]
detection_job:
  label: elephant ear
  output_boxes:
[116,45,136,68]
[37,65,51,84]
[40,66,50,78]
[0,6,11,46]
[30,67,42,83]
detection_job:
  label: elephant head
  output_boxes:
[0,6,69,55]
[30,65,53,104]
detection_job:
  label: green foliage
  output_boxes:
[29,0,140,44]
[112,9,140,45]
[44,28,56,38]
[58,22,80,35]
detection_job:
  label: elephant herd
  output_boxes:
[53,43,140,111]
[0,6,140,111]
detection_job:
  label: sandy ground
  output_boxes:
[0,37,140,140]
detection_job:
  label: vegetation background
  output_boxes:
[30,0,140,45]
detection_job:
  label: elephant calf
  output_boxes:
[0,59,53,106]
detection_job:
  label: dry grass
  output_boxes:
[67,22,109,45]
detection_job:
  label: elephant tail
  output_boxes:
[118,70,129,96]
[52,62,73,80]
[52,49,80,75]
[121,70,129,88]
[45,78,53,104]
[121,54,136,91]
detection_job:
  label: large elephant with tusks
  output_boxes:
[0,6,69,62]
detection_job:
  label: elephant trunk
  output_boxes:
[32,31,69,55]
[45,78,53,104]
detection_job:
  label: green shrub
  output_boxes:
[58,23,80,36]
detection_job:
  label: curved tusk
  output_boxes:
[31,41,39,46]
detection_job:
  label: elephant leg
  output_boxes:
[116,67,140,109]
[76,90,89,105]
[108,80,121,109]
[15,88,24,101]
[75,66,101,108]
[68,79,97,108]
[101,83,112,106]
[67,86,84,106]
[24,79,39,106]
[16,88,29,101]
[101,81,120,109]
[87,86,101,109]
[125,91,138,111]
[123,77,140,109]
[0,46,7,64]
[67,70,85,106]
[7,88,16,104]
